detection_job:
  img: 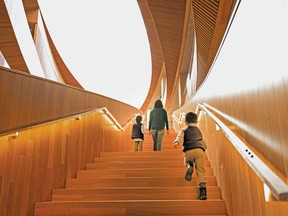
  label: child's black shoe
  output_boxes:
[198,187,207,200]
[184,164,193,181]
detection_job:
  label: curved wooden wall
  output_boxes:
[138,0,235,116]
[199,115,287,215]
[146,0,186,108]
[172,1,288,215]
[173,85,288,216]
[0,67,140,135]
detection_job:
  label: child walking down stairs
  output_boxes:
[34,132,227,215]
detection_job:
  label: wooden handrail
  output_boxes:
[0,107,139,137]
[197,103,288,201]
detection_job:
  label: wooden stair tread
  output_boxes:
[52,193,222,201]
[34,200,227,215]
[53,186,221,194]
[65,176,217,188]
[77,167,214,178]
[99,150,184,157]
[94,155,184,162]
[52,186,222,201]
[85,160,210,170]
[93,155,208,162]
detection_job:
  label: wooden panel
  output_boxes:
[0,110,134,216]
[192,0,235,93]
[138,0,235,114]
[22,0,39,11]
[0,67,140,134]
[146,0,186,108]
[199,115,288,215]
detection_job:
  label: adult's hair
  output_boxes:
[154,99,163,108]
[136,115,142,123]
[185,112,198,123]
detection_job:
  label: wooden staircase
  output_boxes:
[34,132,227,215]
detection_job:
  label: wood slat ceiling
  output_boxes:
[139,0,236,112]
[193,0,219,64]
[193,0,235,90]
[22,0,39,10]
[146,0,187,109]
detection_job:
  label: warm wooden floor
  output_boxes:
[34,133,227,215]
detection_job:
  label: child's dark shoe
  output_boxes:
[198,187,207,200]
[184,164,193,181]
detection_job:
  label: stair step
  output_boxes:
[52,186,222,201]
[93,155,186,162]
[77,167,214,178]
[142,146,176,150]
[93,154,208,161]
[99,150,184,157]
[86,160,210,170]
[34,200,227,215]
[65,176,217,188]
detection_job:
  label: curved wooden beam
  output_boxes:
[146,0,186,109]
[0,1,29,72]
[138,0,164,112]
